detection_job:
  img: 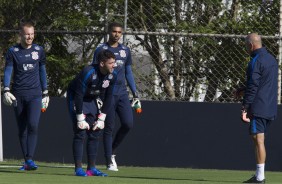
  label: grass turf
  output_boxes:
[0,160,282,184]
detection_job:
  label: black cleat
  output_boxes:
[243,175,265,183]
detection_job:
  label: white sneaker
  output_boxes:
[111,155,118,168]
[107,163,118,171]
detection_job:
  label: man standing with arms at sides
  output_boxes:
[3,19,49,170]
[242,33,278,183]
[67,50,116,177]
[93,22,141,171]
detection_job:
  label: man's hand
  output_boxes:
[3,87,16,106]
[41,90,50,112]
[76,114,90,130]
[241,110,250,123]
[131,98,142,114]
[93,113,106,131]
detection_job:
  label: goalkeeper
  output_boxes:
[67,50,116,177]
[92,22,141,172]
[3,19,49,171]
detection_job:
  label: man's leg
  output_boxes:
[112,94,133,153]
[103,97,117,168]
[26,95,42,161]
[253,133,266,181]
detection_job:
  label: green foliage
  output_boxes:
[0,0,105,96]
[0,0,280,100]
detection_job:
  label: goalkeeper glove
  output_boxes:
[76,114,90,130]
[41,90,50,112]
[3,87,17,106]
[93,113,106,131]
[131,98,142,114]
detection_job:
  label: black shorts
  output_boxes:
[249,116,272,135]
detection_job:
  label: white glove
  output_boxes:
[131,98,141,108]
[3,88,16,106]
[93,113,106,131]
[96,97,103,110]
[76,114,90,130]
[42,90,49,111]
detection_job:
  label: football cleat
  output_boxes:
[86,167,108,177]
[74,168,87,177]
[107,163,118,171]
[19,160,38,171]
[243,175,265,183]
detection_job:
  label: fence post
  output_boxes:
[123,0,128,44]
[278,0,282,104]
[0,76,3,161]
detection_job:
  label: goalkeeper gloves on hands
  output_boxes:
[3,87,16,106]
[131,98,142,114]
[93,113,106,131]
[41,90,50,112]
[76,114,90,130]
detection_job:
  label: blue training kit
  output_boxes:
[4,44,47,162]
[243,47,278,120]
[93,43,138,163]
[67,64,116,167]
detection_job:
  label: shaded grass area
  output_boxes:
[0,160,282,184]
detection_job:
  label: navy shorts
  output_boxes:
[249,116,272,135]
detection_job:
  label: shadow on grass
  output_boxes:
[0,166,242,183]
[111,175,240,183]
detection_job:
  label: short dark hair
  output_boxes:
[97,50,115,63]
[19,18,35,30]
[108,22,123,32]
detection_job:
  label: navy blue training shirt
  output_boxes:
[4,44,47,96]
[68,64,116,115]
[93,43,137,96]
[243,47,278,120]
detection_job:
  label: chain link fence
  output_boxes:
[0,0,281,103]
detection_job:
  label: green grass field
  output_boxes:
[0,160,282,184]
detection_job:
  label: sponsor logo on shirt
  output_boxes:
[14,47,19,52]
[108,74,113,79]
[116,60,124,67]
[23,64,34,71]
[35,46,40,50]
[92,74,97,80]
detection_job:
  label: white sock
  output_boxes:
[256,163,265,181]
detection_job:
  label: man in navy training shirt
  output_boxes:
[93,22,141,171]
[241,33,278,184]
[3,19,49,170]
[67,49,117,177]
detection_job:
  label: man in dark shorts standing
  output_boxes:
[242,33,278,183]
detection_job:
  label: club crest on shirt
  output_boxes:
[119,50,126,57]
[31,51,39,60]
[102,80,110,88]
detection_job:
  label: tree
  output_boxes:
[0,0,106,96]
